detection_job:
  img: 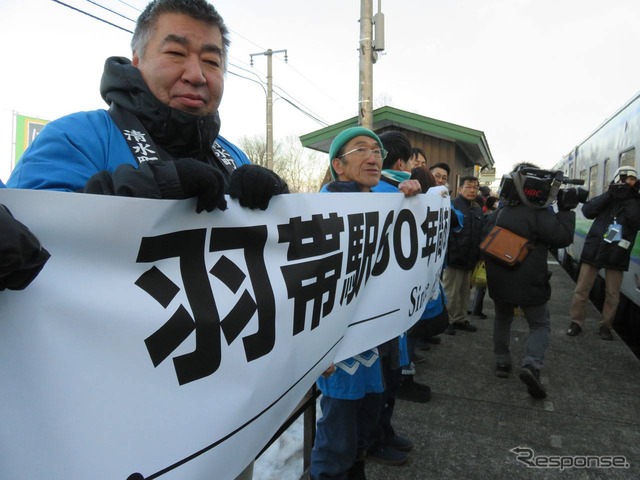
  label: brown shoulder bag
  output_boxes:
[479,225,531,267]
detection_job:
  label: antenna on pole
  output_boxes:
[373,0,385,53]
[249,49,288,170]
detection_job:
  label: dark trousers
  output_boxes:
[493,300,550,370]
[472,286,486,314]
[310,393,382,480]
[372,356,402,448]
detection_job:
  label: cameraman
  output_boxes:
[485,163,577,399]
[567,166,640,340]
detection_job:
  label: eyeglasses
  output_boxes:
[340,147,387,160]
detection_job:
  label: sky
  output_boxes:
[2,0,640,183]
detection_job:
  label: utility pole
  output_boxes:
[358,0,385,129]
[250,49,288,170]
[358,0,373,128]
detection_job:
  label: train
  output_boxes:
[553,90,640,349]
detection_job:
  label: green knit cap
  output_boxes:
[328,127,382,179]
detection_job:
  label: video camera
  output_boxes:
[498,167,588,209]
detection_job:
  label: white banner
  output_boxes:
[0,188,450,480]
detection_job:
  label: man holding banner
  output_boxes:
[6,1,286,479]
[7,0,287,213]
[310,127,421,480]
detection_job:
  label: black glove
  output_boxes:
[608,183,635,200]
[557,188,580,211]
[173,158,227,213]
[229,165,289,210]
[0,205,51,291]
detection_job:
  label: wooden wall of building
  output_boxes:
[377,126,486,195]
[379,127,458,168]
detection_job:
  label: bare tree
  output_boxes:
[272,134,326,193]
[374,92,394,109]
[238,134,325,192]
[237,135,270,167]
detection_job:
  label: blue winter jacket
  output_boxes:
[7,110,249,192]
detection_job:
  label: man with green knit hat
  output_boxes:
[322,126,387,192]
[311,127,421,480]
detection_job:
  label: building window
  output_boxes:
[619,148,636,168]
[579,169,587,183]
[589,164,599,198]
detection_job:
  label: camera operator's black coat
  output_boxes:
[447,196,484,270]
[484,204,575,306]
[580,183,640,271]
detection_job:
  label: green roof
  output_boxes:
[300,106,494,167]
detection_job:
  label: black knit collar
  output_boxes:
[99,56,221,161]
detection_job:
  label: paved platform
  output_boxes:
[366,258,640,480]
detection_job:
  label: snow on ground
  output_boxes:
[253,416,305,480]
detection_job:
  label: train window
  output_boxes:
[602,159,609,191]
[619,148,636,168]
[589,165,599,197]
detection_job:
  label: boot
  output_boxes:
[519,365,546,399]
[347,459,366,480]
[396,375,431,403]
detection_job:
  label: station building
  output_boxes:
[300,106,496,194]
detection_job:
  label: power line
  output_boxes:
[228,32,342,121]
[228,65,327,127]
[229,61,266,85]
[229,28,265,52]
[230,64,329,127]
[50,0,132,33]
[275,96,329,127]
[272,83,328,121]
[110,0,143,14]
[83,0,136,23]
[277,57,345,111]
[49,0,330,129]
[227,70,266,95]
[272,85,329,126]
[229,56,328,127]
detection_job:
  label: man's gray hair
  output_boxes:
[131,0,230,70]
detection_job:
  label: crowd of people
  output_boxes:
[2,1,640,480]
[308,135,639,479]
